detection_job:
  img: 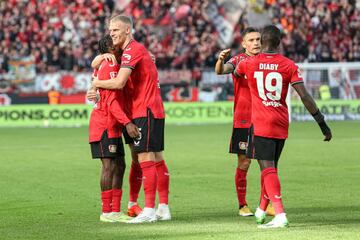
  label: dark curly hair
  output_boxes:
[98,35,114,54]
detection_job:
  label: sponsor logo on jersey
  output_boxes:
[109,145,117,153]
[262,100,282,107]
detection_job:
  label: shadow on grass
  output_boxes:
[287,205,360,226]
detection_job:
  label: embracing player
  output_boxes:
[235,25,332,228]
[91,47,144,219]
[92,15,171,223]
[215,27,274,217]
[89,35,139,223]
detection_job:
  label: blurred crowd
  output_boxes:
[266,0,360,63]
[0,0,359,74]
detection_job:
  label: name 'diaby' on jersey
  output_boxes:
[259,63,279,71]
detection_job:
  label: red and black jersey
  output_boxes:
[235,53,303,139]
[226,53,251,128]
[121,40,165,119]
[89,60,131,143]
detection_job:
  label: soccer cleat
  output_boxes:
[127,204,142,217]
[239,205,254,217]
[108,212,133,223]
[100,213,116,223]
[156,204,171,221]
[266,204,275,216]
[127,207,157,224]
[258,213,289,229]
[255,207,266,224]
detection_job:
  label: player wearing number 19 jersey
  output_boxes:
[215,27,276,217]
[235,25,332,228]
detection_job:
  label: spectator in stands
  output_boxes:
[0,0,358,74]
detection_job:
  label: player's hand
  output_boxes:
[319,121,332,141]
[126,122,140,138]
[218,49,231,61]
[92,77,100,88]
[86,88,98,102]
[102,53,117,64]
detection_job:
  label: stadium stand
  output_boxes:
[0,0,359,74]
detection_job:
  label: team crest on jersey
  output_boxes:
[239,141,248,150]
[110,72,117,78]
[123,54,131,60]
[109,145,117,153]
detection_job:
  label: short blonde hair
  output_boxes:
[110,15,133,29]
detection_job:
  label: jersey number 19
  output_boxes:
[254,71,283,101]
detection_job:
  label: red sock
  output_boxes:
[101,190,113,213]
[140,161,157,208]
[262,167,284,214]
[259,173,270,211]
[129,161,143,203]
[112,189,122,212]
[235,168,247,207]
[156,160,170,204]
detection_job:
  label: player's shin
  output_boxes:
[111,157,125,212]
[139,160,157,208]
[259,174,270,211]
[155,160,170,204]
[235,168,248,207]
[129,160,143,203]
[100,158,113,214]
[262,167,284,215]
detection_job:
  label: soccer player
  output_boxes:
[215,27,275,217]
[89,35,139,223]
[92,15,171,223]
[90,50,144,218]
[234,25,332,228]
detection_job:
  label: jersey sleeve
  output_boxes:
[226,56,238,69]
[92,68,98,78]
[121,46,142,69]
[234,60,246,78]
[108,97,131,126]
[290,63,304,85]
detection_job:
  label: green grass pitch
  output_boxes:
[0,121,360,240]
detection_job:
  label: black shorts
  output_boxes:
[246,126,285,161]
[229,127,249,155]
[90,130,125,159]
[123,127,133,145]
[132,109,165,153]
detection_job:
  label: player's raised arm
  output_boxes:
[92,67,131,89]
[91,54,117,69]
[215,49,234,74]
[292,82,332,141]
